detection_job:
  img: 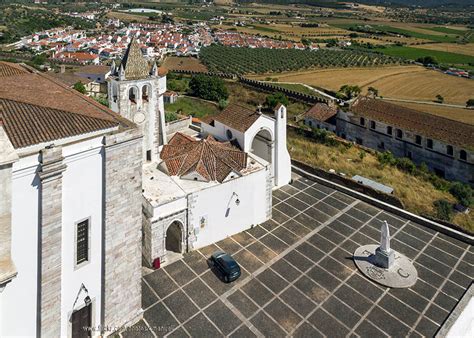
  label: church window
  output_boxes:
[112,84,118,103]
[415,135,422,145]
[386,126,392,135]
[370,121,376,129]
[360,117,365,126]
[142,85,150,102]
[75,219,90,267]
[427,139,433,149]
[447,145,453,156]
[460,150,467,161]
[129,87,137,104]
[396,129,403,139]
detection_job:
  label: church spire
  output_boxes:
[119,36,151,80]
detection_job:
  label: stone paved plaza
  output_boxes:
[120,174,473,337]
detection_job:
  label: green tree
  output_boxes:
[189,74,228,102]
[338,85,361,100]
[416,56,438,66]
[265,92,289,109]
[435,94,444,103]
[466,99,474,108]
[73,81,86,94]
[368,86,379,97]
[31,54,46,65]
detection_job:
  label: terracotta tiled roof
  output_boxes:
[0,62,29,77]
[0,62,134,149]
[120,37,151,80]
[0,98,118,149]
[351,97,474,150]
[304,103,337,122]
[160,132,248,183]
[202,104,261,133]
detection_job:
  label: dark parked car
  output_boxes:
[209,251,241,283]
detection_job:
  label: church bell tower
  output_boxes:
[107,37,167,162]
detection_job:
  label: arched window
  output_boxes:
[112,84,118,103]
[129,87,137,104]
[415,135,422,145]
[142,84,151,102]
[447,145,453,156]
[427,139,433,149]
[460,150,467,161]
[386,126,392,135]
[370,121,376,129]
[360,117,365,126]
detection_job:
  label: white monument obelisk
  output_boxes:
[374,221,395,269]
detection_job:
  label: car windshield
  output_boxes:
[219,254,237,269]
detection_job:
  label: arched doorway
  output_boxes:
[165,221,183,253]
[251,128,273,166]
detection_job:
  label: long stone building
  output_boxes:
[304,97,474,184]
[0,61,143,336]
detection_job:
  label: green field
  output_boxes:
[373,46,474,65]
[269,82,320,96]
[421,26,466,35]
[165,96,219,119]
[333,24,459,43]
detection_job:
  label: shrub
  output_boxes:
[396,157,417,175]
[466,99,474,108]
[377,151,396,167]
[265,92,289,109]
[218,99,228,110]
[433,199,453,221]
[73,81,86,94]
[165,111,179,122]
[93,96,108,107]
[449,182,473,207]
[310,128,337,147]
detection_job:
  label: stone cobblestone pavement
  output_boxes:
[120,174,473,338]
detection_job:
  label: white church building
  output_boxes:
[0,37,291,337]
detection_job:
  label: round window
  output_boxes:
[226,129,233,140]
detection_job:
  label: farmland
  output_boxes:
[199,45,404,75]
[252,65,474,106]
[162,56,208,72]
[412,43,474,57]
[373,46,474,66]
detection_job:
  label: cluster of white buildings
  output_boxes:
[0,37,291,337]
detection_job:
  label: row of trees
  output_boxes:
[199,45,405,75]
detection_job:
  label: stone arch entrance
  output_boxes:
[165,220,184,254]
[251,128,274,178]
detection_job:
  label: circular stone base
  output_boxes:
[354,244,417,288]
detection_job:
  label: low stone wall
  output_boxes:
[166,115,192,136]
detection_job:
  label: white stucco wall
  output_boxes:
[61,138,104,337]
[190,166,270,249]
[0,136,104,337]
[1,153,40,337]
